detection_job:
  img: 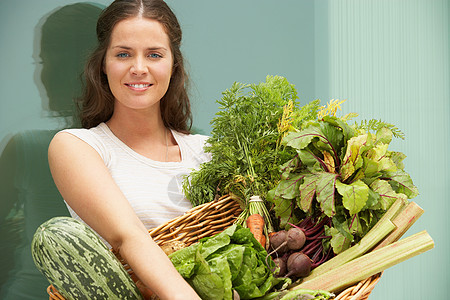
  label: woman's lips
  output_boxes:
[125,83,153,91]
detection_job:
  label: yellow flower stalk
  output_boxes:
[277,100,295,137]
[317,99,347,119]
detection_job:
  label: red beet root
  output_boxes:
[285,252,312,278]
[269,230,289,254]
[273,256,287,277]
[286,227,306,250]
[269,227,306,256]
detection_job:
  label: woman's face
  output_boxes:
[103,17,173,115]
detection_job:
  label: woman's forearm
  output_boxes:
[117,231,200,300]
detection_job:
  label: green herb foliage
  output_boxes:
[183,76,318,206]
[267,115,418,254]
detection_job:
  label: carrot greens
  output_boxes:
[183,76,319,234]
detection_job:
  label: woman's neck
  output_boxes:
[107,109,165,138]
[105,108,173,161]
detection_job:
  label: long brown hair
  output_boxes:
[79,0,192,133]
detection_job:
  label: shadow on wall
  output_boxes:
[0,3,103,299]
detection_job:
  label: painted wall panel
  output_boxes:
[324,1,449,299]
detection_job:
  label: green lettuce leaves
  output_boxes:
[169,224,284,300]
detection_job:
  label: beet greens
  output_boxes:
[267,111,419,255]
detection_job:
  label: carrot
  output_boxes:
[246,213,266,248]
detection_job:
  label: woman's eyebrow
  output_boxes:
[111,45,131,50]
[111,45,168,51]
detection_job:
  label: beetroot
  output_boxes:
[269,230,289,254]
[286,227,306,250]
[269,227,306,255]
[273,256,287,277]
[290,217,333,269]
[285,252,312,278]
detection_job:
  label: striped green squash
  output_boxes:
[31,216,143,300]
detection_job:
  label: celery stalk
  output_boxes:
[372,197,408,228]
[373,201,424,250]
[293,230,434,293]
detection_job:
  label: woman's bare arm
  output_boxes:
[48,132,200,300]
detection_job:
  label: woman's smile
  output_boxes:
[125,82,153,91]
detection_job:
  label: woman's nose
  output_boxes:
[130,56,147,75]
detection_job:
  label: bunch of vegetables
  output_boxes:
[183,76,320,243]
[264,195,434,296]
[268,99,419,255]
[182,76,434,298]
[292,195,434,293]
[168,223,338,300]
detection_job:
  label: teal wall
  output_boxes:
[169,0,317,133]
[0,1,448,299]
[0,2,108,299]
[320,1,449,299]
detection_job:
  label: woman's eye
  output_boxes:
[149,53,162,59]
[116,53,129,58]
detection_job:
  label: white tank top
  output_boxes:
[60,123,211,246]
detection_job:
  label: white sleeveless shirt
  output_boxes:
[60,123,211,245]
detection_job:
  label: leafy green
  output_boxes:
[183,76,319,207]
[182,76,320,237]
[336,180,369,215]
[356,118,405,139]
[267,114,418,254]
[183,75,417,256]
[169,224,285,300]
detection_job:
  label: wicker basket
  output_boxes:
[46,195,381,299]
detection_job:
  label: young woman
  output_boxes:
[48,0,207,298]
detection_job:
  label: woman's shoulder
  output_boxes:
[58,123,105,139]
[51,123,111,161]
[56,123,112,142]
